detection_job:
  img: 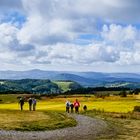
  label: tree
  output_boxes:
[119,90,127,97]
[133,89,139,95]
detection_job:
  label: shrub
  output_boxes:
[133,89,139,95]
[133,106,140,112]
[119,90,127,97]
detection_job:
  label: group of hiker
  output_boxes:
[66,99,87,113]
[19,97,86,113]
[19,97,37,111]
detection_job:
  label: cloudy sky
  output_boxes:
[0,0,140,72]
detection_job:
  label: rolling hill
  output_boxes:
[0,79,82,94]
[0,69,140,88]
[0,79,60,94]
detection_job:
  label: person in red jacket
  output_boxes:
[74,99,80,113]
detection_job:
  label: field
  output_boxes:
[0,94,140,112]
[0,94,140,139]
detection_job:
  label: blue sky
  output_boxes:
[0,0,140,72]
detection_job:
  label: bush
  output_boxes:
[128,90,133,95]
[133,89,139,95]
[133,106,140,112]
[119,90,127,97]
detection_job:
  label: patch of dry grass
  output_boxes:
[0,110,77,131]
[83,109,140,140]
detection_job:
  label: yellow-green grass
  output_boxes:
[0,95,140,113]
[0,110,76,131]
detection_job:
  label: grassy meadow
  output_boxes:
[0,94,140,112]
[53,81,73,92]
[0,110,76,131]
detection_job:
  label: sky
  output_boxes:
[0,0,140,72]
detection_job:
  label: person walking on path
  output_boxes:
[32,98,37,111]
[28,97,33,111]
[19,97,24,111]
[65,100,70,113]
[74,99,80,113]
[70,103,74,113]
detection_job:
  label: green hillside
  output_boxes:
[0,79,61,94]
[0,79,82,94]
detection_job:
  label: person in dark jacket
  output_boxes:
[70,103,74,113]
[19,97,24,111]
[28,97,33,111]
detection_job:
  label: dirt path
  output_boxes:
[0,114,109,140]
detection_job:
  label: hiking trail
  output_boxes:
[0,114,109,140]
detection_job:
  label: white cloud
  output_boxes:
[0,23,18,47]
[18,0,140,46]
[1,22,140,71]
[0,23,35,65]
[101,24,140,66]
[21,0,140,22]
[102,24,138,44]
[32,43,120,66]
[17,16,76,45]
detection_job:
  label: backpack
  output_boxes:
[70,104,74,108]
[29,98,32,104]
[19,98,24,104]
[33,99,36,105]
[75,102,79,107]
[66,102,70,107]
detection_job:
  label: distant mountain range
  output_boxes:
[0,69,140,88]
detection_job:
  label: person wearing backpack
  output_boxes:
[65,100,70,113]
[74,99,80,113]
[19,97,24,111]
